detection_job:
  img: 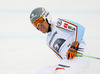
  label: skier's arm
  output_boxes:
[67,41,79,59]
[56,18,85,59]
[62,19,85,59]
[57,18,85,43]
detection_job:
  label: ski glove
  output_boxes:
[67,41,79,59]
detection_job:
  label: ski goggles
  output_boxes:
[32,16,46,28]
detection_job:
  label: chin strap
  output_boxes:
[46,19,51,33]
[47,24,51,33]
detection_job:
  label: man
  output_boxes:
[30,7,90,74]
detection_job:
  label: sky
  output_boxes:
[0,0,100,74]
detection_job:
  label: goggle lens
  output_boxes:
[32,16,46,28]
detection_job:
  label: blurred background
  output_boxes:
[0,0,100,74]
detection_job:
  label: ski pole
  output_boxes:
[76,53,100,60]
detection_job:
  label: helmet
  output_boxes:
[30,7,52,28]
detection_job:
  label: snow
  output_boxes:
[0,0,100,74]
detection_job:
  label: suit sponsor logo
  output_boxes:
[57,20,62,26]
[64,23,68,28]
[49,31,58,46]
[53,38,66,52]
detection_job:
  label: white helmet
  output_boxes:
[30,7,52,28]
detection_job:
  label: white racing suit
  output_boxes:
[37,18,90,74]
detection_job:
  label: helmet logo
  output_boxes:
[31,13,34,17]
[45,12,49,17]
[31,14,37,18]
[30,13,38,22]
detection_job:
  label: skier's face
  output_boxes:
[37,21,49,33]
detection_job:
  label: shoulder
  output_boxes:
[55,18,76,32]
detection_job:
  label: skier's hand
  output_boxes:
[67,41,79,59]
[67,48,77,59]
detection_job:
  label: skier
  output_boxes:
[30,7,90,74]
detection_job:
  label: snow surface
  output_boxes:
[0,0,100,74]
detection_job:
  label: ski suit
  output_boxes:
[37,18,90,74]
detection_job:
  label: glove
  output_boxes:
[67,41,79,59]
